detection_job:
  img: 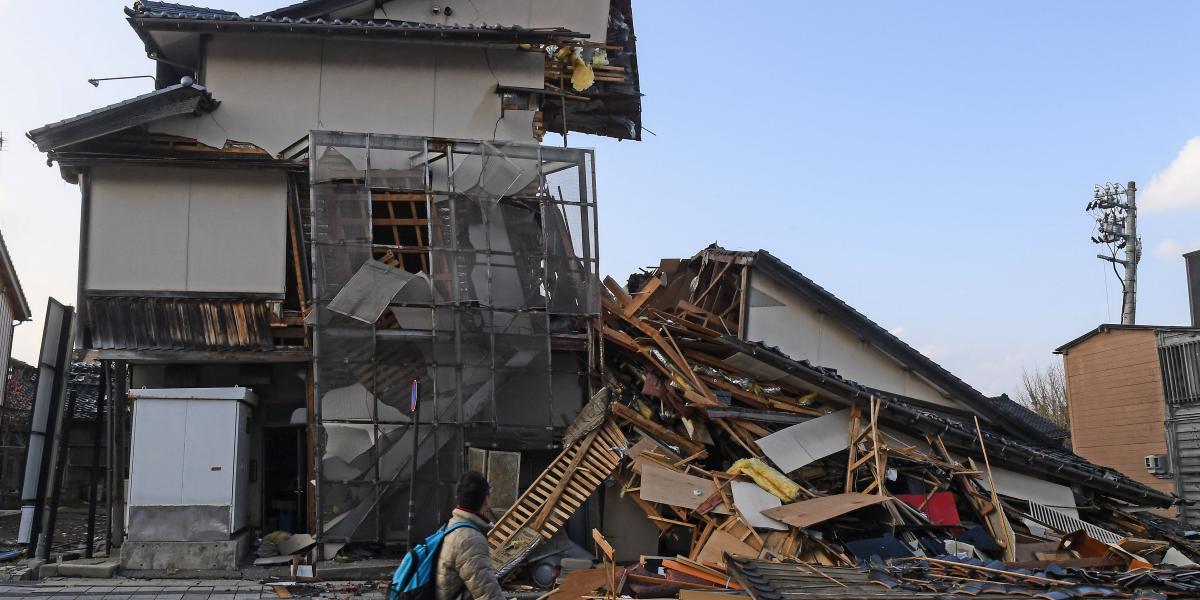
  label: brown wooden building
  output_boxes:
[1057,324,1200,522]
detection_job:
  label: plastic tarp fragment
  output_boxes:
[327,259,418,323]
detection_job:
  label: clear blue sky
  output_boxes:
[3,1,1200,396]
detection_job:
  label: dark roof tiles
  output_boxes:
[132,1,238,18]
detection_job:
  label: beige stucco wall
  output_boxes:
[151,36,544,155]
[87,165,287,294]
[744,272,966,410]
[1063,328,1174,498]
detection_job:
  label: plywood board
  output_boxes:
[730,480,787,531]
[761,492,890,529]
[696,530,759,570]
[755,410,852,473]
[639,463,730,514]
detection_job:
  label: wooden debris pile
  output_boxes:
[488,273,1200,598]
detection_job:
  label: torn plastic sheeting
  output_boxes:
[321,423,377,481]
[320,382,408,422]
[450,141,530,203]
[754,409,852,474]
[327,259,419,324]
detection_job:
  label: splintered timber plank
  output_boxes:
[489,420,626,553]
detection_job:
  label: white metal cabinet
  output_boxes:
[127,388,256,541]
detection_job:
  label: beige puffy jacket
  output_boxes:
[435,509,505,600]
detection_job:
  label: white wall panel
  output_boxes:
[151,37,543,155]
[88,170,190,291]
[180,401,236,505]
[0,298,13,407]
[87,166,286,294]
[129,399,188,505]
[745,272,964,409]
[185,170,287,293]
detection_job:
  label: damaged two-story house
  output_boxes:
[27,0,639,571]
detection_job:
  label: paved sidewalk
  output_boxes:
[0,579,387,599]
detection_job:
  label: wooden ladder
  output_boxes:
[489,419,627,554]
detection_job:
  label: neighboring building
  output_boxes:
[0,230,32,510]
[1,361,104,509]
[27,0,639,570]
[1057,324,1200,522]
[0,230,32,409]
[1,359,37,509]
[1056,251,1200,524]
[632,245,1068,446]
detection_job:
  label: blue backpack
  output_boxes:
[389,521,480,600]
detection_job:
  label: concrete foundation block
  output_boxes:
[57,558,119,578]
[119,532,250,574]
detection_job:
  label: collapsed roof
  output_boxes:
[631,245,1069,446]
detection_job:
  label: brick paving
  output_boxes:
[0,580,387,599]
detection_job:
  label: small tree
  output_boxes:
[1015,363,1070,429]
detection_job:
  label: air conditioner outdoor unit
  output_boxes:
[1145,454,1169,476]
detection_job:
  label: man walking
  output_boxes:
[436,471,506,600]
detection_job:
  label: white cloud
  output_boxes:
[888,326,907,337]
[1142,137,1200,213]
[1153,238,1200,260]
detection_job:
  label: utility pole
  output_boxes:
[1088,181,1140,325]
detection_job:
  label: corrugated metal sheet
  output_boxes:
[86,296,275,351]
[0,298,11,409]
[1172,403,1200,526]
[1025,501,1122,544]
[1161,334,1200,405]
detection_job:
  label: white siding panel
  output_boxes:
[185,170,287,293]
[150,37,543,155]
[0,297,12,408]
[87,169,189,291]
[745,272,964,409]
[87,166,286,294]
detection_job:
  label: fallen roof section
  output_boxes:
[25,82,216,153]
[713,334,1173,507]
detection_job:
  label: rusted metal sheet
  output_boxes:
[85,295,274,351]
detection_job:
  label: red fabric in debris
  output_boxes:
[896,491,961,526]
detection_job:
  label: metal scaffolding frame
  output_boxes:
[309,131,599,544]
